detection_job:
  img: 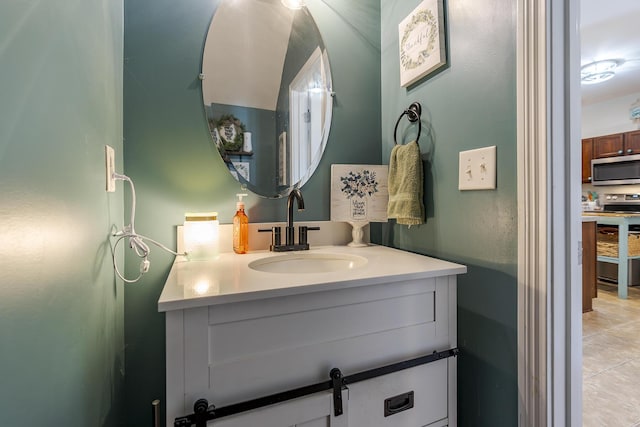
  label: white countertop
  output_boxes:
[582,211,640,217]
[158,245,467,311]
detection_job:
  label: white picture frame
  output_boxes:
[398,0,447,87]
[233,161,250,182]
[330,165,389,223]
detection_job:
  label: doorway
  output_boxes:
[517,0,581,425]
[580,1,640,425]
[518,0,640,425]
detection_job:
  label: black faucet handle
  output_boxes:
[259,226,282,248]
[273,226,282,246]
[298,226,320,246]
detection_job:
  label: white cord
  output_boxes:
[111,173,185,283]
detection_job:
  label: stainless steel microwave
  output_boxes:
[592,154,640,185]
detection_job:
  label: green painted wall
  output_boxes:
[123,0,380,423]
[0,0,125,426]
[380,1,518,426]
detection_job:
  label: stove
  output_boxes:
[600,193,640,213]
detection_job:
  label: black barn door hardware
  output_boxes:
[174,347,458,427]
[330,368,344,416]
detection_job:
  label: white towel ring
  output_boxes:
[393,102,422,146]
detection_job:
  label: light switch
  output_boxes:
[458,146,497,190]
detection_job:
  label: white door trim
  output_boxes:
[516,0,549,423]
[517,0,581,425]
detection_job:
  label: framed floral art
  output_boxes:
[398,0,447,87]
[330,165,389,223]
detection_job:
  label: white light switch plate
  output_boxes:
[458,146,497,190]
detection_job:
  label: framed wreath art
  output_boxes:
[398,0,447,87]
[209,114,246,152]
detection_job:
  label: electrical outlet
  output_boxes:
[458,145,497,190]
[105,145,116,192]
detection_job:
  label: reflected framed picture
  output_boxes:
[398,0,447,87]
[233,161,250,181]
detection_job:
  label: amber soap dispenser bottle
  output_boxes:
[233,193,249,254]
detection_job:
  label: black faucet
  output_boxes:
[286,189,304,246]
[259,189,319,251]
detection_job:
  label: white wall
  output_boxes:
[582,91,640,137]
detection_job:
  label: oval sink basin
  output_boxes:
[248,252,367,274]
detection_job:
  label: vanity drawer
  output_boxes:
[347,358,451,427]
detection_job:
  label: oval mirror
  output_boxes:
[202,0,333,198]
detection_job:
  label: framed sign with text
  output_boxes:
[330,164,389,223]
[398,0,447,87]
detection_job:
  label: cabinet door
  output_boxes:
[212,390,348,427]
[582,221,596,313]
[582,138,593,183]
[625,130,640,155]
[593,133,625,158]
[347,359,451,427]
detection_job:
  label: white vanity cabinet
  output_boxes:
[160,245,465,427]
[201,390,349,427]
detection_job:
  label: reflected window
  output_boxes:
[288,47,330,186]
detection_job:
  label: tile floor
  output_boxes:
[583,283,640,427]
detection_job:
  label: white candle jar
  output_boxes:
[184,212,219,260]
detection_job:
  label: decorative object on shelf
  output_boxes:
[331,165,389,247]
[211,127,221,148]
[210,114,246,152]
[398,0,446,87]
[243,132,253,153]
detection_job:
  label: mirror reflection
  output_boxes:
[202,0,333,198]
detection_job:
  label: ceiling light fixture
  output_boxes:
[581,59,622,85]
[281,0,305,9]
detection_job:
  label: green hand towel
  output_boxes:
[387,141,424,226]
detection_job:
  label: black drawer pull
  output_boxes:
[384,391,414,417]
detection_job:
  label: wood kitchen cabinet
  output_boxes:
[582,131,640,181]
[590,130,640,159]
[582,138,593,183]
[625,130,640,155]
[582,220,597,313]
[593,133,625,158]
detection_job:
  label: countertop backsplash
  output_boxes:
[177,221,368,254]
[582,183,640,211]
